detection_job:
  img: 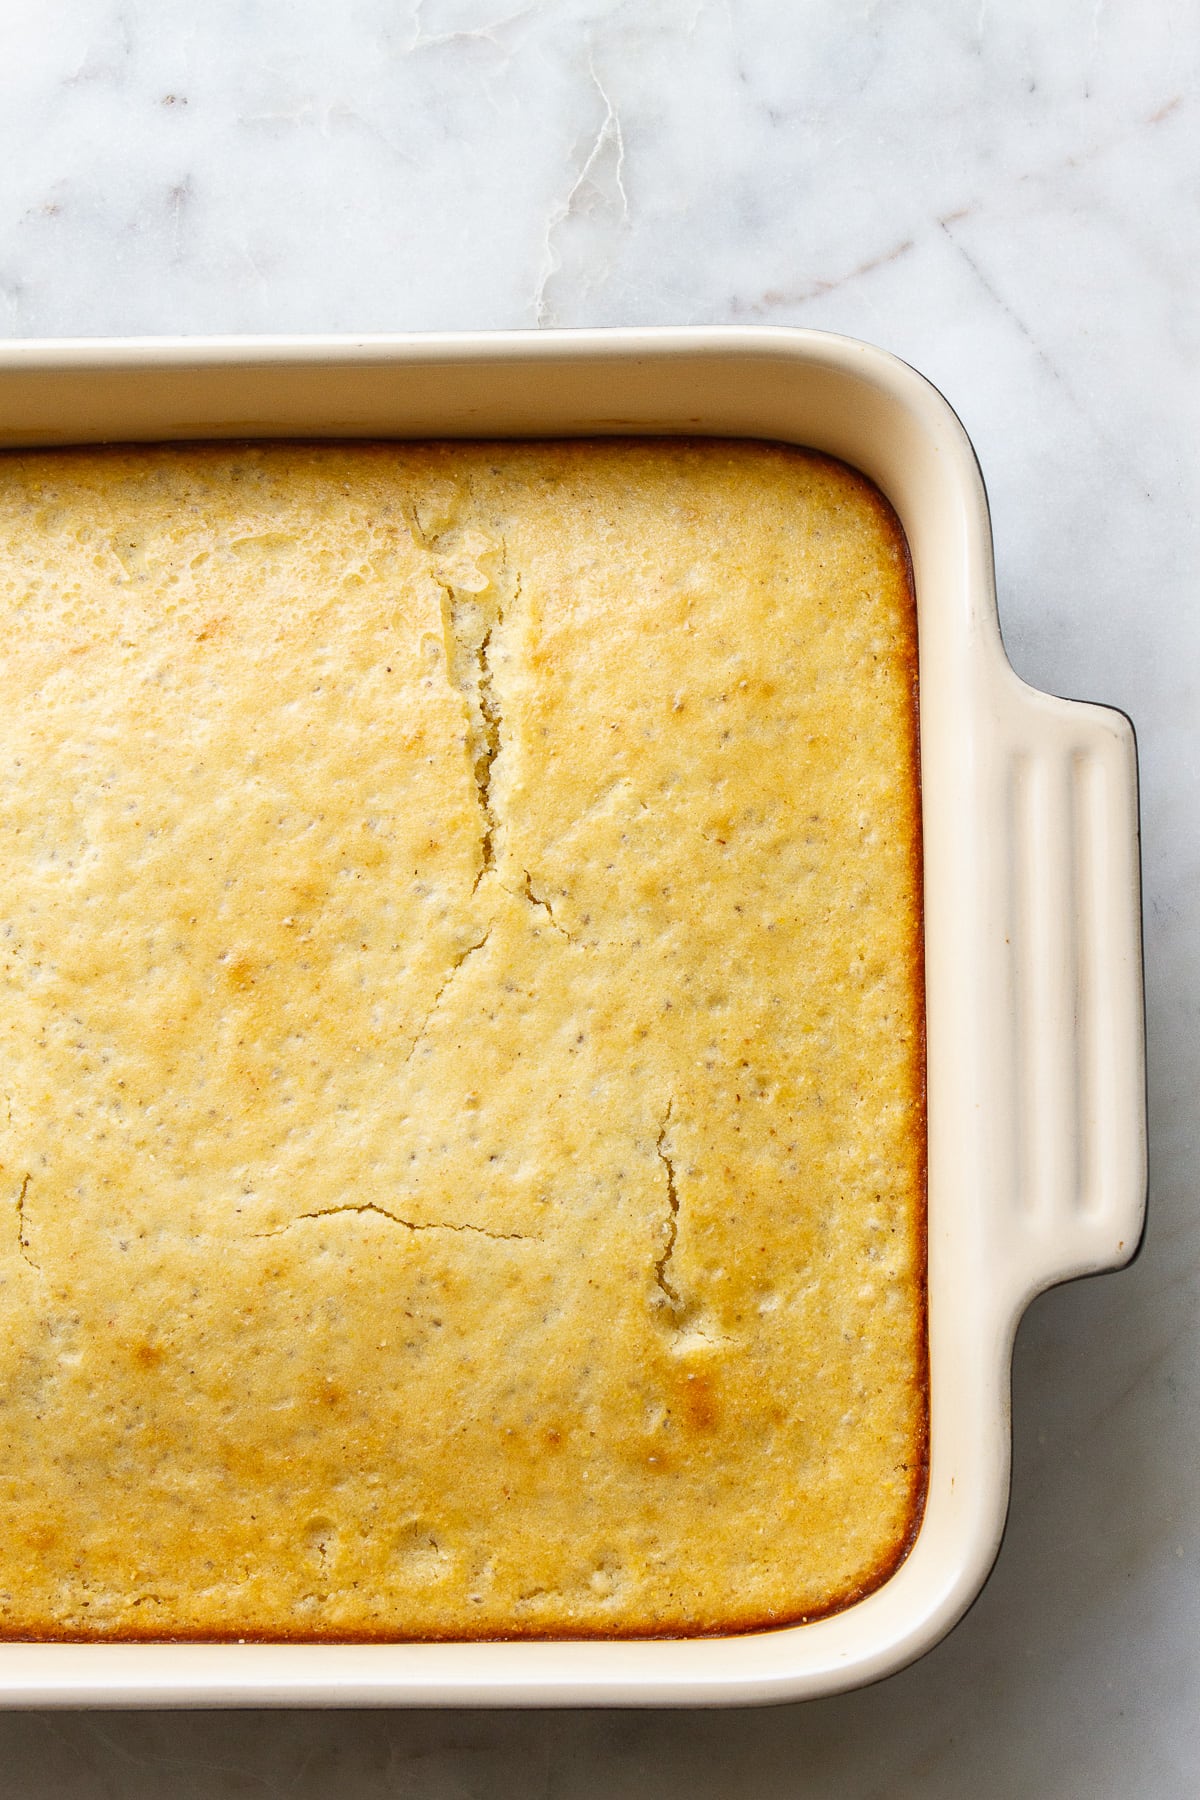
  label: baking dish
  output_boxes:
[0,327,1145,1708]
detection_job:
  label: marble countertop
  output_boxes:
[1,0,1196,1793]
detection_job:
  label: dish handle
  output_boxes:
[990,683,1146,1305]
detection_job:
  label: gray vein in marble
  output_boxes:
[535,50,627,325]
[403,0,544,55]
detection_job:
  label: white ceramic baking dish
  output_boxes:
[0,327,1144,1708]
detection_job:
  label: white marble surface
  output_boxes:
[0,0,1196,1792]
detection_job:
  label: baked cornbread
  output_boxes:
[0,438,924,1641]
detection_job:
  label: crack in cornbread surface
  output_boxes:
[0,438,924,1640]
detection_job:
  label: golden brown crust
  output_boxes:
[0,438,925,1641]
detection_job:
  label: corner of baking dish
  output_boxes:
[0,329,1145,1706]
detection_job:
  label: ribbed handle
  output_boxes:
[998,693,1145,1298]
